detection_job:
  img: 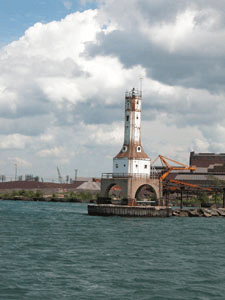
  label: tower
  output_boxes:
[113,88,151,175]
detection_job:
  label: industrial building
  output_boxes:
[165,152,225,188]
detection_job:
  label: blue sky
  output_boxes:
[0,0,98,46]
[0,0,225,180]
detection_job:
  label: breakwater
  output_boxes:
[88,204,172,217]
[88,204,225,218]
[173,207,225,217]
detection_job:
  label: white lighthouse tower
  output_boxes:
[113,88,151,176]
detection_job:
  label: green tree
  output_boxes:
[208,175,225,205]
[35,190,43,199]
[26,190,36,199]
[0,192,10,199]
[11,190,18,197]
[52,193,57,199]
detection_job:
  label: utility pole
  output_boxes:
[180,186,184,209]
[223,187,225,208]
[74,169,78,181]
[15,163,17,181]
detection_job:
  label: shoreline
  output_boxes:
[1,198,225,217]
[0,197,95,203]
[172,207,225,217]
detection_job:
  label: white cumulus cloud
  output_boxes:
[0,1,225,178]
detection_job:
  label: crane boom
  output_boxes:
[57,166,63,183]
[169,179,212,192]
[151,155,213,193]
[151,155,196,180]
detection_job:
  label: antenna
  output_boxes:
[139,77,143,97]
[15,163,17,181]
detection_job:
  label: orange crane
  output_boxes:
[151,155,196,180]
[169,179,212,192]
[151,155,213,192]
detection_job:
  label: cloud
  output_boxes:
[0,134,30,149]
[0,1,225,177]
[38,147,65,157]
[8,157,32,167]
[88,2,225,92]
[63,1,73,10]
[85,122,123,145]
[144,8,225,55]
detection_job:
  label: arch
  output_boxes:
[101,178,128,199]
[104,183,124,199]
[135,184,157,201]
[100,177,162,203]
[104,183,117,198]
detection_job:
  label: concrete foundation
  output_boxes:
[88,204,172,217]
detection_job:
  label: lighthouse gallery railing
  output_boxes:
[101,173,159,179]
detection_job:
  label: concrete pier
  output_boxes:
[88,204,172,217]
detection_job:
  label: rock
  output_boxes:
[203,211,212,217]
[210,209,220,216]
[188,209,201,217]
[217,208,225,216]
[199,208,206,215]
[179,210,189,217]
[172,208,224,217]
[172,210,180,216]
[172,210,189,217]
[200,208,219,217]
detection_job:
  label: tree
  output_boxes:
[35,190,43,199]
[208,175,225,205]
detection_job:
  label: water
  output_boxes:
[1,201,225,300]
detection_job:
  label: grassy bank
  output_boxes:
[0,189,99,203]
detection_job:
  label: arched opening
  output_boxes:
[135,184,157,205]
[106,183,123,201]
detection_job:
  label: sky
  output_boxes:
[0,0,225,181]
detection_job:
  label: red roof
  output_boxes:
[114,143,149,159]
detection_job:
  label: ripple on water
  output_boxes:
[1,201,225,300]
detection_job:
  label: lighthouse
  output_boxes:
[113,88,151,175]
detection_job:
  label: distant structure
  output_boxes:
[100,88,162,204]
[164,151,225,187]
[57,166,63,183]
[190,151,225,171]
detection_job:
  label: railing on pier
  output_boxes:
[101,173,160,179]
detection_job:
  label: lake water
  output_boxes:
[1,200,225,300]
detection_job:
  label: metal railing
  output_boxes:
[101,173,160,179]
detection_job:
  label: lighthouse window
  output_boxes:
[122,146,127,152]
[124,164,126,167]
[136,117,138,119]
[137,146,141,152]
[136,164,138,168]
[116,164,118,168]
[126,116,129,121]
[144,165,147,169]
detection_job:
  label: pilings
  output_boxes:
[88,204,172,217]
